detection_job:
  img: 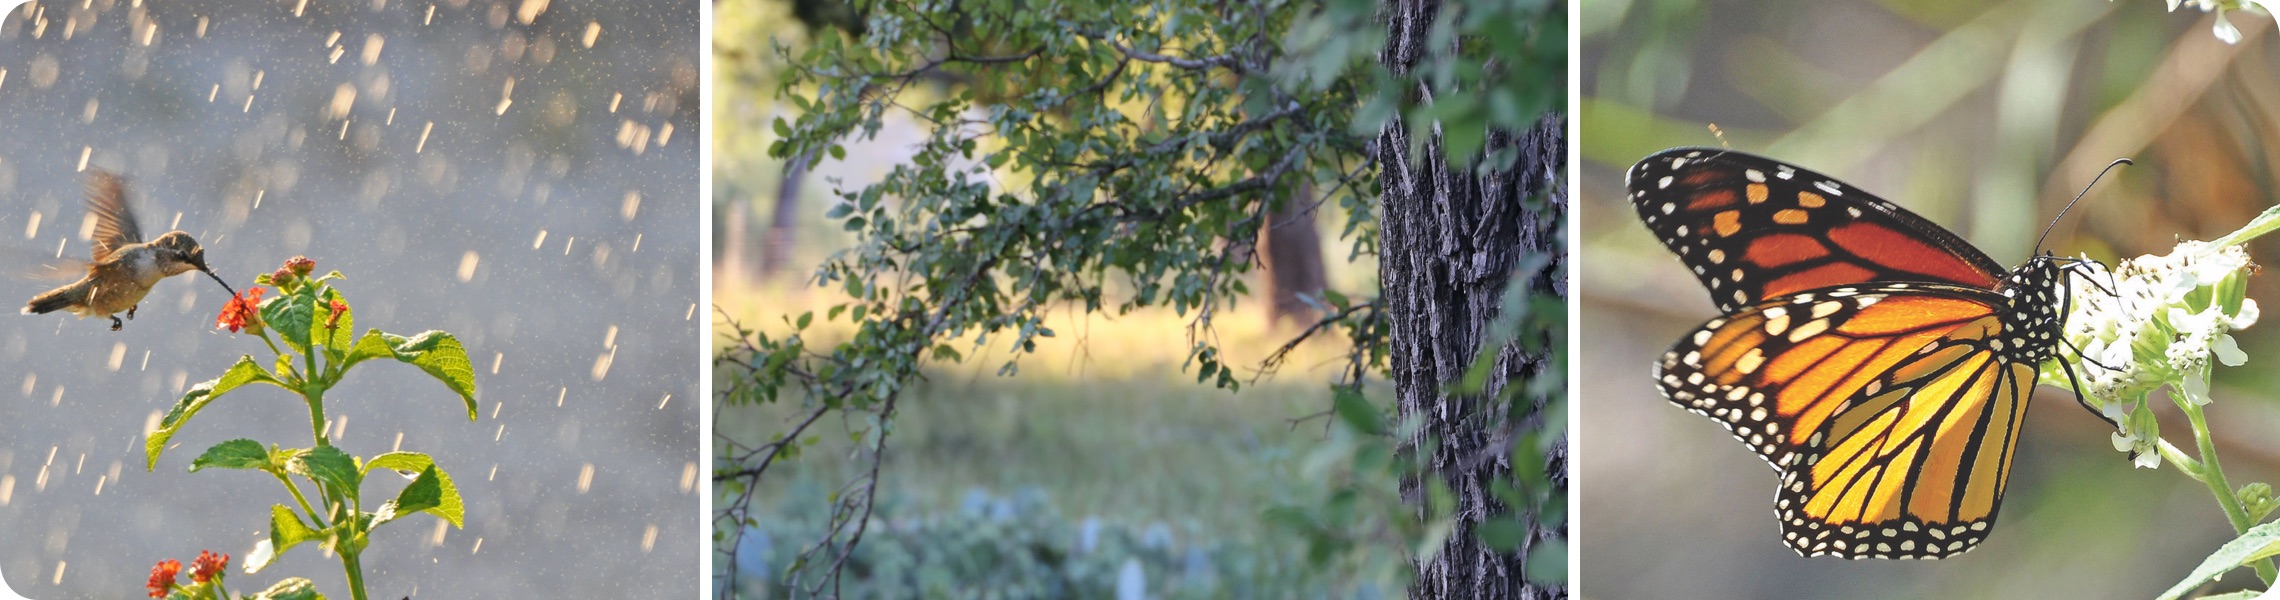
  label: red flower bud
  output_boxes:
[285,256,316,276]
[190,550,227,584]
[146,559,180,598]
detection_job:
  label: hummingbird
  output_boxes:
[20,171,234,331]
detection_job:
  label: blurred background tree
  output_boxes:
[712,0,1564,597]
[1582,0,2280,597]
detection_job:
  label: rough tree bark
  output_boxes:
[1374,1,1567,597]
[757,150,812,281]
[1261,180,1329,326]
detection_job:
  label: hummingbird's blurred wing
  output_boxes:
[84,170,142,262]
[0,244,87,282]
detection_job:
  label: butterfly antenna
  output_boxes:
[2035,158,2133,255]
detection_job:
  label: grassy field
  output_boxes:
[716,283,1401,597]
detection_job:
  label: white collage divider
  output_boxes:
[7,11,45,600]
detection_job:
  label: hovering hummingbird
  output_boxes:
[21,171,233,331]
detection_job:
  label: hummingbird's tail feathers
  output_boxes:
[23,288,71,315]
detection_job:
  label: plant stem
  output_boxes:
[341,549,369,600]
[271,471,327,529]
[2178,387,2276,585]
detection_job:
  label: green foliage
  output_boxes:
[734,487,1381,598]
[721,0,1565,593]
[2161,520,2280,600]
[149,259,477,600]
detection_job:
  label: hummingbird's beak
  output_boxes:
[198,265,236,297]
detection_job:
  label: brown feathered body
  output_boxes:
[20,172,224,330]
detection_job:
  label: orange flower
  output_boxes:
[325,299,346,329]
[145,559,180,598]
[215,287,265,333]
[189,550,227,584]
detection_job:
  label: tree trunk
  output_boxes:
[756,150,813,282]
[1374,0,1567,597]
[1261,180,1328,326]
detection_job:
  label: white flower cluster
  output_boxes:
[2051,241,2259,468]
[2169,0,2280,44]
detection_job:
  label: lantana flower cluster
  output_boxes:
[2045,241,2259,468]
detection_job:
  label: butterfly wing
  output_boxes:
[1627,148,2010,313]
[1658,283,2034,559]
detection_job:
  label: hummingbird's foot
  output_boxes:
[127,305,138,320]
[108,316,123,331]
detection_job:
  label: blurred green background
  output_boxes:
[1582,0,2280,597]
[711,1,1403,596]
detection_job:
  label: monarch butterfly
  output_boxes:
[1628,147,2099,560]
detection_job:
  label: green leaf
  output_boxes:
[146,356,287,470]
[365,452,466,528]
[2158,520,2280,600]
[1332,386,1383,435]
[1477,518,1526,551]
[247,505,326,573]
[1523,539,1567,584]
[258,285,321,354]
[248,577,325,600]
[342,330,479,421]
[189,439,272,473]
[771,116,792,138]
[317,287,354,360]
[290,445,363,503]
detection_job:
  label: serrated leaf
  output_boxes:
[258,286,321,355]
[290,445,362,502]
[342,330,478,421]
[147,357,287,470]
[249,576,325,600]
[189,439,273,473]
[249,505,326,573]
[365,452,465,528]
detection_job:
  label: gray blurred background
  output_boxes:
[1584,0,2280,598]
[0,1,699,598]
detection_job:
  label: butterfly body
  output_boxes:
[1628,147,2077,559]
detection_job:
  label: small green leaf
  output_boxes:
[1477,518,1526,551]
[249,505,326,573]
[248,576,325,600]
[290,445,362,503]
[147,357,288,470]
[1332,386,1383,435]
[1523,539,1567,584]
[189,439,272,472]
[771,116,792,138]
[365,452,465,528]
[317,287,354,359]
[827,144,847,160]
